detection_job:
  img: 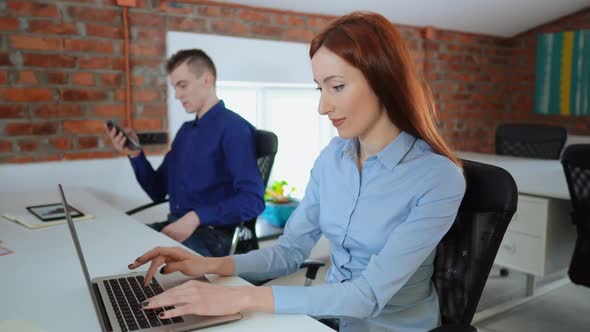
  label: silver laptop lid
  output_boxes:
[58,184,106,331]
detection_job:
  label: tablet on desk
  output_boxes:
[26,203,84,222]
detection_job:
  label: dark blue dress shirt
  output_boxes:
[130,100,265,227]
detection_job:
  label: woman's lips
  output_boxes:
[331,118,345,127]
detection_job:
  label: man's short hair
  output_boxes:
[166,49,217,80]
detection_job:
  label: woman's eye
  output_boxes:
[333,84,344,91]
[315,87,322,92]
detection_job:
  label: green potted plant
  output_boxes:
[261,180,299,227]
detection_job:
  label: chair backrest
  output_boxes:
[561,144,590,287]
[235,129,278,255]
[495,124,567,159]
[433,159,518,326]
[254,129,279,187]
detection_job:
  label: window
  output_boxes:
[221,83,337,198]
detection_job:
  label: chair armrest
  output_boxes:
[229,222,244,256]
[248,260,326,287]
[429,324,477,332]
[126,199,168,215]
[300,260,326,282]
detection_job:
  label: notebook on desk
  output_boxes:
[2,211,94,229]
[58,184,242,332]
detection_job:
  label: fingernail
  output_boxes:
[128,264,133,269]
[159,312,165,318]
[160,266,166,274]
[142,301,149,307]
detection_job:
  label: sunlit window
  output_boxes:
[220,84,337,198]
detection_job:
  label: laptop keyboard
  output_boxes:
[103,275,184,331]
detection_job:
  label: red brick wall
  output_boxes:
[0,0,335,163]
[423,29,511,153]
[0,0,588,163]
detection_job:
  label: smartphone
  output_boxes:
[106,120,141,150]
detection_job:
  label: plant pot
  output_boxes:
[261,200,299,227]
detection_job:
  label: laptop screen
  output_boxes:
[58,184,105,330]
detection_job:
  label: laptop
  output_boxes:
[58,184,242,332]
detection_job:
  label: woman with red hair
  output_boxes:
[131,12,466,332]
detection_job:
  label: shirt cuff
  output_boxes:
[128,150,147,166]
[232,254,257,276]
[271,286,311,314]
[193,205,217,226]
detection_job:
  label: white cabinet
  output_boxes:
[495,194,576,276]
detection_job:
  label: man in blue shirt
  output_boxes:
[106,49,265,257]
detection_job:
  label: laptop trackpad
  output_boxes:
[158,273,209,290]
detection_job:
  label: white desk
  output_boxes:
[458,152,576,292]
[458,152,570,200]
[0,188,332,332]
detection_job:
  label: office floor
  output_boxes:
[475,266,590,332]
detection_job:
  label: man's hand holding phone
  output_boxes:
[105,120,142,158]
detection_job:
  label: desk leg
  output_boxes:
[525,274,535,296]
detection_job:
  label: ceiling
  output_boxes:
[209,0,590,37]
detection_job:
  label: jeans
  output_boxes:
[148,217,234,257]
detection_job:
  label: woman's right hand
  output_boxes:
[129,246,209,287]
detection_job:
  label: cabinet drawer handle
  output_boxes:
[502,241,516,254]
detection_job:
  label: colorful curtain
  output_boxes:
[535,30,590,116]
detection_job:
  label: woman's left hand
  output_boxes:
[142,279,246,318]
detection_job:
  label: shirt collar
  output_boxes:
[341,131,416,171]
[194,100,225,126]
[376,131,416,170]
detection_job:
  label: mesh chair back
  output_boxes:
[433,160,517,325]
[235,129,278,254]
[254,129,279,187]
[561,144,590,287]
[495,124,566,159]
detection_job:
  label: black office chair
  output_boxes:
[495,123,567,160]
[561,144,590,288]
[231,129,278,255]
[277,160,518,332]
[126,129,278,256]
[430,159,517,332]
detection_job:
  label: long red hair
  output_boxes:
[310,12,462,169]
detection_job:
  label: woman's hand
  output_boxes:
[128,246,209,287]
[143,280,244,317]
[142,280,275,318]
